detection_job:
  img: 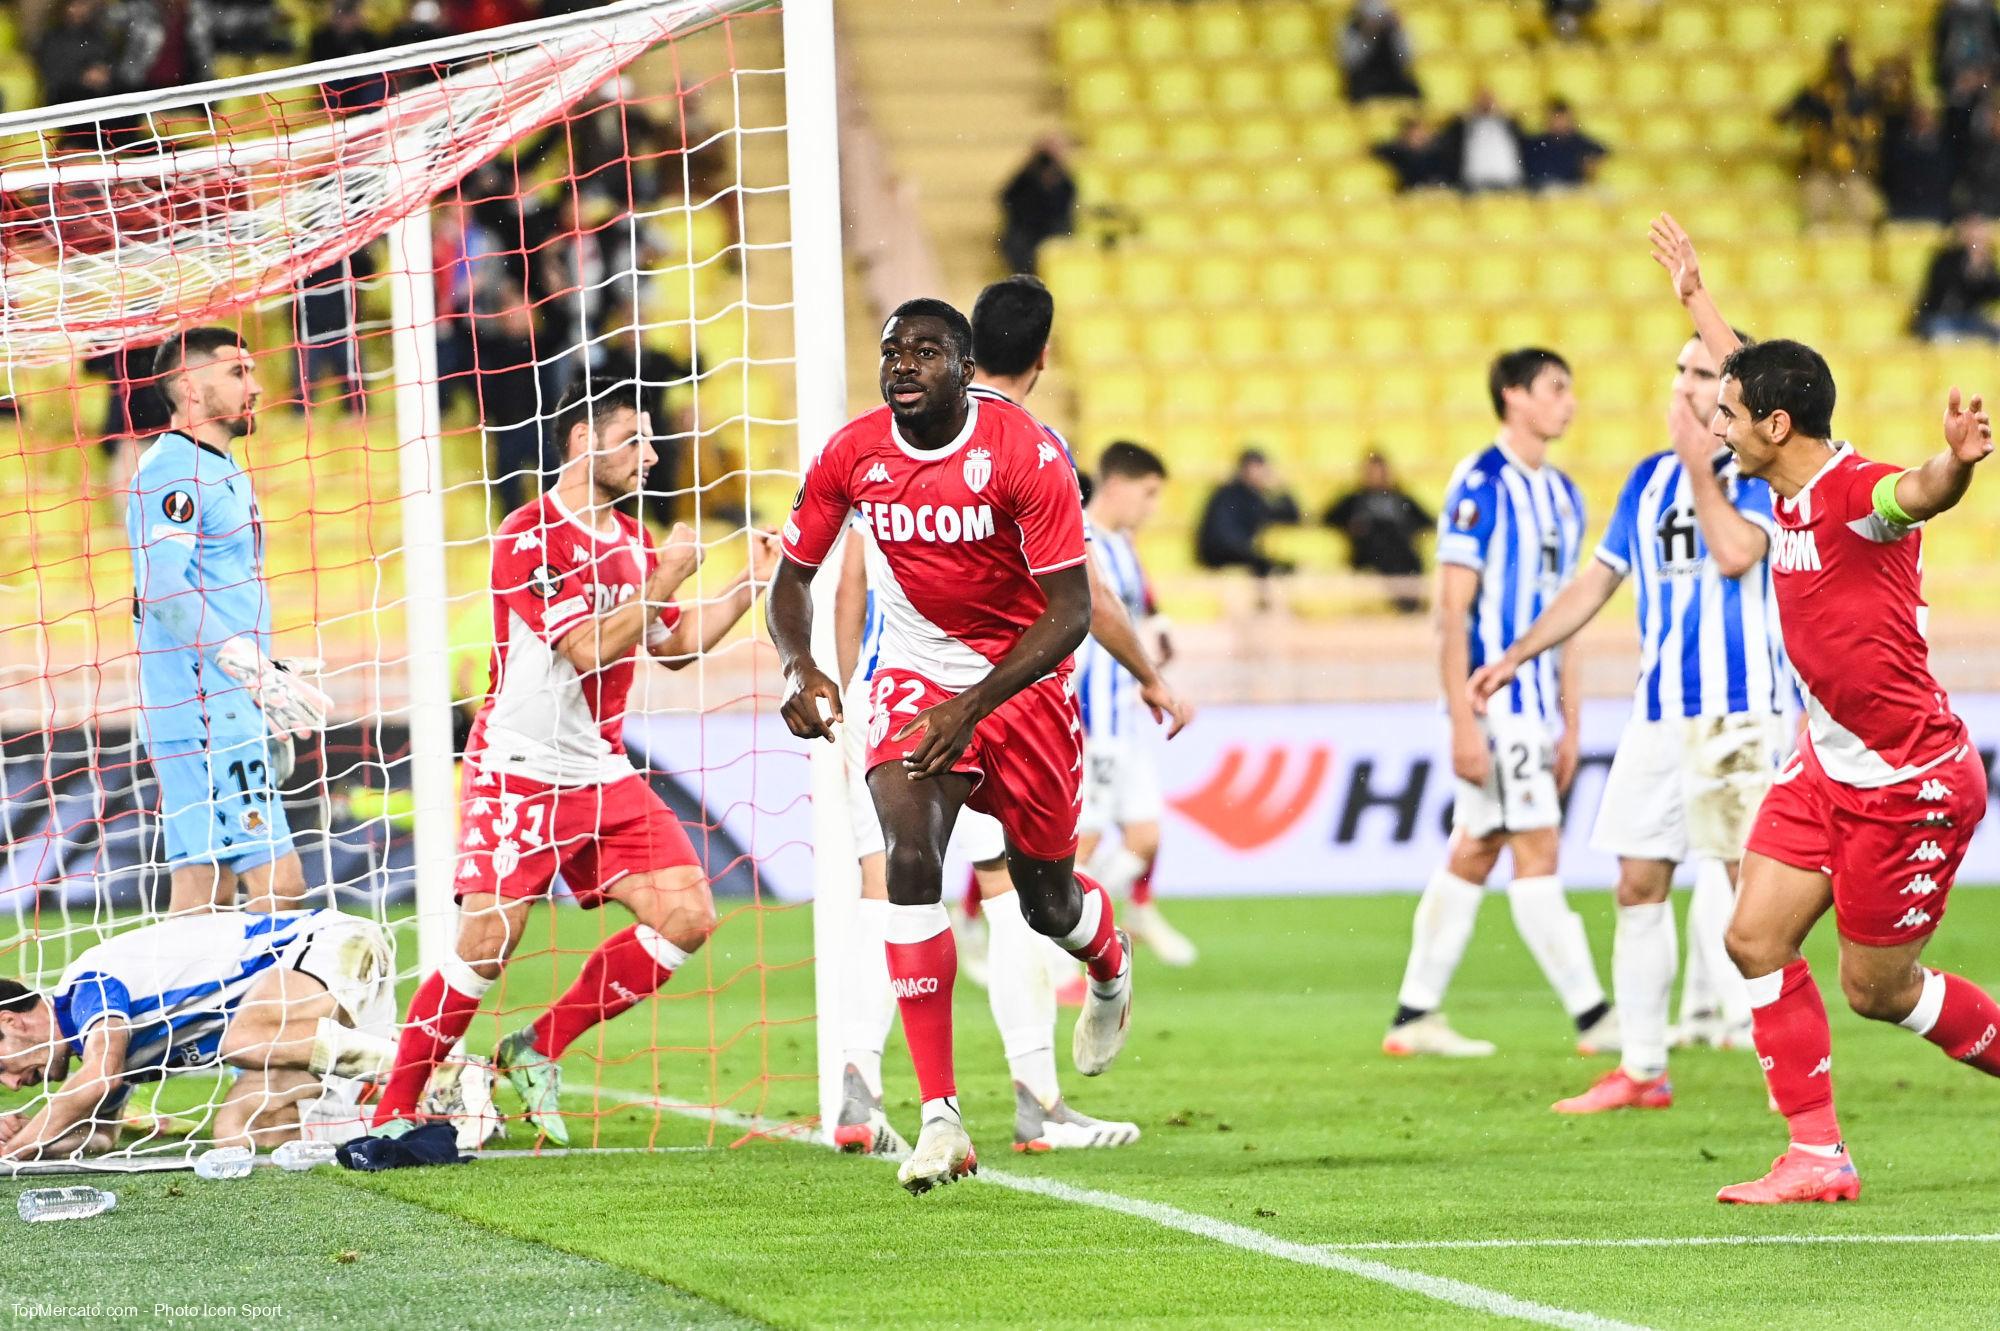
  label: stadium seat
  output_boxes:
[1489,307,1559,348]
[1484,61,1543,111]
[1347,309,1415,355]
[1609,59,1678,112]
[1230,114,1294,161]
[1418,310,1488,359]
[1540,49,1611,106]
[1213,62,1277,115]
[1211,308,1281,365]
[1187,165,1253,209]
[1120,165,1184,210]
[1126,7,1191,63]
[1257,3,1321,59]
[1296,111,1365,158]
[1278,60,1340,113]
[1071,64,1136,121]
[1532,249,1601,302]
[1258,253,1324,306]
[1055,7,1120,68]
[1260,161,1326,206]
[1092,116,1155,162]
[1146,62,1208,115]
[1421,55,1479,112]
[1333,200,1405,246]
[1145,210,1205,248]
[1188,253,1257,304]
[1393,252,1460,303]
[1324,249,1392,305]
[1697,107,1764,156]
[1464,250,1533,301]
[1456,4,1522,56]
[1369,365,1434,413]
[1158,370,1228,418]
[1631,111,1700,155]
[1805,233,1877,291]
[1655,3,1717,49]
[1272,206,1339,249]
[1325,158,1396,200]
[1880,221,1947,292]
[1066,311,1136,367]
[1225,367,1300,420]
[1190,3,1253,61]
[1282,310,1346,360]
[1721,6,1784,49]
[1396,5,1454,57]
[1297,362,1371,417]
[1208,207,1269,249]
[1750,51,1818,108]
[1079,366,1153,425]
[1828,293,1912,352]
[1117,250,1184,309]
[1788,4,1848,51]
[1162,118,1228,162]
[1039,243,1108,306]
[1140,309,1207,363]
[1465,192,1538,241]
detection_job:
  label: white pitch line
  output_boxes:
[579,1084,1646,1330]
[1323,1232,2000,1253]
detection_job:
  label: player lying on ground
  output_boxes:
[772,299,1135,1195]
[1470,330,1788,1113]
[370,380,779,1146]
[1385,348,1617,1060]
[126,328,332,915]
[1653,212,1999,1204]
[0,909,473,1159]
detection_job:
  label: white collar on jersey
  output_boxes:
[1786,441,1853,514]
[1493,436,1545,475]
[889,395,981,462]
[549,487,624,541]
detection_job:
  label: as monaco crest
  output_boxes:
[963,447,992,494]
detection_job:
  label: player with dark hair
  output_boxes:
[771,300,1137,1194]
[1651,212,1999,1204]
[126,326,330,915]
[370,378,778,1145]
[1384,346,1617,1059]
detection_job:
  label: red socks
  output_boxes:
[1904,969,2000,1076]
[1747,959,1843,1150]
[885,903,958,1104]
[1131,864,1155,908]
[531,925,685,1061]
[1058,872,1127,984]
[373,966,487,1126]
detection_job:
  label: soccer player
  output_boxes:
[771,298,1134,1194]
[1652,213,1998,1203]
[369,380,778,1144]
[0,908,421,1158]
[127,328,331,915]
[1074,441,1196,966]
[1468,331,1787,1112]
[1383,348,1617,1059]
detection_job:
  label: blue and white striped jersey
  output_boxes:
[1596,450,1786,721]
[50,910,323,1081]
[1436,441,1588,729]
[1077,526,1149,740]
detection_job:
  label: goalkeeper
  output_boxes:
[126,328,330,915]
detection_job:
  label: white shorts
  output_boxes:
[1591,712,1784,863]
[1453,712,1562,838]
[1079,735,1164,837]
[278,911,396,1033]
[841,681,1006,864]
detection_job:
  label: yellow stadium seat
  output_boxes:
[1225,368,1299,420]
[1854,2,1921,50]
[1743,252,1809,302]
[1328,247,1392,301]
[1079,367,1151,423]
[1484,60,1543,111]
[1538,199,1615,243]
[1119,165,1184,210]
[1880,221,1947,292]
[1608,58,1678,112]
[1403,193,1468,244]
[1296,111,1364,157]
[1066,311,1136,368]
[1188,253,1257,304]
[1670,197,1754,242]
[1072,65,1136,121]
[1465,192,1538,241]
[1697,107,1763,156]
[1259,253,1324,306]
[1158,370,1227,418]
[1212,62,1276,115]
[1722,6,1784,48]
[1806,233,1878,291]
[1212,309,1280,364]
[1594,154,1655,194]
[1371,365,1434,413]
[1356,98,1421,142]
[1490,308,1558,347]
[1600,253,1665,301]
[1190,3,1253,61]
[1629,302,1696,352]
[1349,309,1415,353]
[1055,7,1120,67]
[1140,309,1207,363]
[1117,250,1184,309]
[1561,306,1624,355]
[1161,118,1227,162]
[1298,362,1372,417]
[1144,210,1205,248]
[1632,110,1700,154]
[1338,200,1405,246]
[1579,357,1654,412]
[1278,60,1340,113]
[1540,49,1610,106]
[1092,116,1155,162]
[1662,156,1734,195]
[1398,5,1454,56]
[1395,252,1461,303]
[1145,62,1208,115]
[1788,4,1847,51]
[1853,353,1931,411]
[1422,55,1479,111]
[1231,114,1294,161]
[1039,243,1109,306]
[1187,165,1253,209]
[1457,4,1522,56]
[1533,249,1601,301]
[1208,208,1268,249]
[1465,250,1532,300]
[1325,158,1397,200]
[1283,310,1347,359]
[1127,7,1191,63]
[1273,206,1339,249]
[1257,4,1321,58]
[1828,293,1913,351]
[1418,310,1488,358]
[1655,3,1717,50]
[1750,52,1818,109]
[1257,160,1325,206]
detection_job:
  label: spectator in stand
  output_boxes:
[1883,101,1955,221]
[444,0,534,33]
[389,0,450,48]
[469,255,546,517]
[1523,99,1607,190]
[117,0,216,96]
[998,135,1077,276]
[1337,0,1421,104]
[1437,89,1527,192]
[1372,115,1451,191]
[1195,449,1301,603]
[1779,38,1885,226]
[294,249,373,413]
[208,0,291,56]
[34,0,120,108]
[433,197,501,416]
[1957,96,2000,213]
[1545,0,1598,42]
[1935,0,2000,108]
[1324,452,1433,615]
[310,0,389,113]
[1912,214,2000,342]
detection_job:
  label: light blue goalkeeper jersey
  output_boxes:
[125,430,273,741]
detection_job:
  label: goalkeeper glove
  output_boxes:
[215,637,331,739]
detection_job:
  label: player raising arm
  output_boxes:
[1652,213,1998,1204]
[126,328,332,914]
[370,380,778,1145]
[771,299,1134,1195]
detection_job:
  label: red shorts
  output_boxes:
[454,767,699,909]
[863,667,1084,862]
[1745,738,1987,947]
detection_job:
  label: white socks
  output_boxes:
[842,897,897,1097]
[984,891,1061,1108]
[1089,844,1150,900]
[1395,870,1485,1012]
[1686,859,1750,1026]
[1614,902,1675,1080]
[307,1018,396,1079]
[440,952,495,1003]
[1508,875,1607,1019]
[1898,968,1947,1036]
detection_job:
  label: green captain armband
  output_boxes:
[1871,470,1916,528]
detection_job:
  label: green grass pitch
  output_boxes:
[6,889,2000,1329]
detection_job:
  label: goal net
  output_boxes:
[0,0,842,1166]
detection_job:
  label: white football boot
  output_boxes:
[1073,930,1133,1077]
[897,1109,977,1196]
[1013,1082,1140,1152]
[1381,1013,1497,1058]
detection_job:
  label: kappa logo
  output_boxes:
[512,530,543,553]
[1808,1055,1832,1077]
[890,976,941,999]
[1895,906,1935,931]
[1772,527,1822,572]
[1909,841,1946,863]
[865,462,892,484]
[1037,441,1060,469]
[457,859,480,881]
[1964,1023,1999,1063]
[963,446,993,493]
[1918,779,1952,802]
[1169,744,1334,851]
[1902,872,1939,896]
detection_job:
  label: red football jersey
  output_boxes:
[1770,444,1966,788]
[467,492,680,786]
[784,396,1089,690]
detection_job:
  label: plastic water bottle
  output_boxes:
[17,1186,117,1222]
[272,1140,337,1172]
[193,1146,256,1180]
